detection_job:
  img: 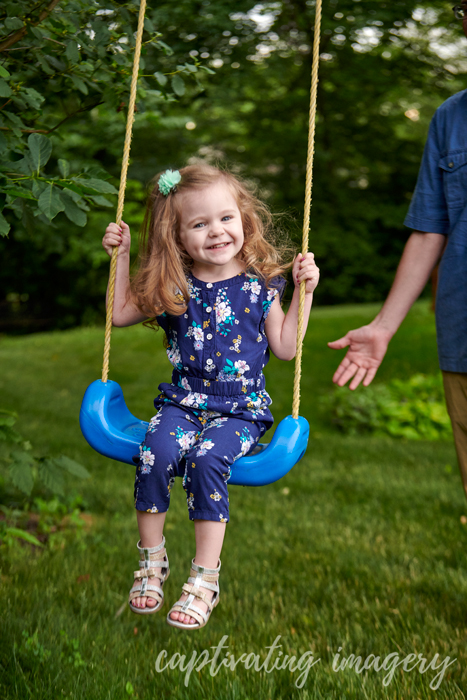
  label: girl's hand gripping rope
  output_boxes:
[102,221,131,258]
[293,252,320,294]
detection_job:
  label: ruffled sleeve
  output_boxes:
[155,312,170,335]
[259,276,287,335]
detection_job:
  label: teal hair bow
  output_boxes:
[158,169,182,196]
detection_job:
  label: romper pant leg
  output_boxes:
[182,417,264,523]
[442,371,467,500]
[134,403,202,513]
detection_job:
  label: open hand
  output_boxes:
[328,323,393,390]
[293,252,320,294]
[102,221,131,257]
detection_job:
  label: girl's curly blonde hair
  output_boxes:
[131,163,294,321]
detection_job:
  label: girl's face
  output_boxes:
[178,180,245,281]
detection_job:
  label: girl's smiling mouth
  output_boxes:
[208,242,231,250]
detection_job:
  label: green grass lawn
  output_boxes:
[1,301,467,699]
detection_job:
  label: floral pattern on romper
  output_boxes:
[134,271,286,521]
[154,270,286,430]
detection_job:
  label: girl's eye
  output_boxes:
[222,216,232,222]
[194,222,206,228]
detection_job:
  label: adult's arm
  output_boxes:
[328,231,446,389]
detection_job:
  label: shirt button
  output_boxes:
[206,306,212,313]
[449,162,454,168]
[207,333,213,340]
[206,359,213,365]
[206,283,213,288]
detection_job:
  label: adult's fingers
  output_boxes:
[332,356,350,383]
[335,363,360,387]
[333,358,359,386]
[349,366,367,391]
[328,336,351,350]
[362,366,378,386]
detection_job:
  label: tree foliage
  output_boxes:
[0,0,214,236]
[0,1,465,330]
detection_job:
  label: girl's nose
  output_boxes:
[209,222,223,236]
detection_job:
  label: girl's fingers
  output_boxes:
[105,221,126,235]
[104,234,121,246]
[297,267,320,282]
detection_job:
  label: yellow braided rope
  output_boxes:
[102,0,147,383]
[101,0,321,420]
[292,0,322,419]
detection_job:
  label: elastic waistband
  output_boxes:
[171,370,265,396]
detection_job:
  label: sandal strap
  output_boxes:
[128,537,170,609]
[190,558,221,576]
[181,583,211,604]
[169,600,209,625]
[129,584,163,604]
[166,558,221,627]
[134,567,167,580]
[135,538,169,581]
[138,557,168,570]
[130,582,163,596]
[136,537,166,556]
[186,576,218,593]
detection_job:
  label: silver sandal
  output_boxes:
[166,558,221,629]
[128,537,170,615]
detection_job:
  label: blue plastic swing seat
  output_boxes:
[79,379,309,487]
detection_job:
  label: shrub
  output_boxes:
[323,374,452,441]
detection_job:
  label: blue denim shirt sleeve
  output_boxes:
[404,111,450,235]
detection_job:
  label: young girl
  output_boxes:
[102,164,319,630]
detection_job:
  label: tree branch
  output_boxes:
[0,100,104,134]
[0,0,62,53]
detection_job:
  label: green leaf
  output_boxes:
[88,195,112,207]
[171,75,185,96]
[0,66,10,79]
[70,74,88,95]
[5,186,36,201]
[60,190,87,227]
[60,182,85,199]
[22,87,44,110]
[0,79,12,98]
[0,211,10,237]
[11,96,28,111]
[3,528,44,547]
[66,41,80,64]
[38,459,64,495]
[32,180,47,198]
[52,455,90,479]
[4,17,24,31]
[4,111,27,130]
[83,166,112,180]
[58,159,70,178]
[38,184,65,220]
[28,133,53,172]
[30,26,45,40]
[47,56,66,72]
[37,54,54,75]
[75,178,117,194]
[0,410,17,427]
[200,66,215,74]
[158,40,174,56]
[9,457,35,496]
[154,72,167,86]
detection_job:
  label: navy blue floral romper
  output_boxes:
[134,271,286,523]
